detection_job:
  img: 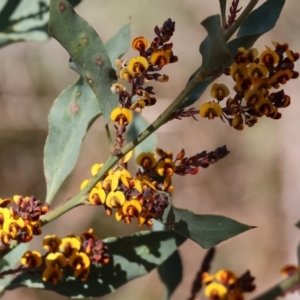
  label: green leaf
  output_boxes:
[199,15,231,72]
[44,77,101,204]
[48,0,118,124]
[0,242,29,295]
[6,231,186,298]
[0,0,81,48]
[106,22,130,69]
[227,0,285,57]
[157,199,255,249]
[44,19,131,204]
[158,250,183,300]
[179,15,231,109]
[127,113,157,161]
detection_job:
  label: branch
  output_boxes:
[251,273,300,300]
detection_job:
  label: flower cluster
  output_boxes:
[110,18,178,153]
[200,42,299,130]
[0,196,48,250]
[81,146,229,227]
[202,269,255,300]
[20,228,109,284]
[280,264,299,277]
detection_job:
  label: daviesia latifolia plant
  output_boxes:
[0,0,299,299]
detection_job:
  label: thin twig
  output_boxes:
[224,0,258,42]
[188,248,216,300]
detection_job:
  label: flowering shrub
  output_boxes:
[0,0,299,299]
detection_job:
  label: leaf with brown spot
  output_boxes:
[44,77,101,204]
[49,0,119,124]
[44,17,131,204]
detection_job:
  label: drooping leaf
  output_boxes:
[0,242,29,295]
[48,0,118,124]
[6,230,186,298]
[44,77,101,204]
[127,113,157,161]
[106,22,130,69]
[157,198,255,249]
[158,250,183,300]
[227,0,285,57]
[0,0,81,48]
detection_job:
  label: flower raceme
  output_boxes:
[19,228,109,284]
[0,196,48,250]
[80,146,229,227]
[199,42,299,130]
[109,19,178,155]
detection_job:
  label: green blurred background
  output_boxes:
[0,0,300,299]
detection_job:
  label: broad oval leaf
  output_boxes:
[0,0,81,48]
[44,77,101,204]
[5,230,186,298]
[227,0,285,58]
[158,250,183,300]
[44,21,131,204]
[48,0,118,124]
[157,198,255,249]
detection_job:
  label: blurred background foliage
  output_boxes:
[0,0,300,299]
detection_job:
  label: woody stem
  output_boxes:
[251,273,300,300]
